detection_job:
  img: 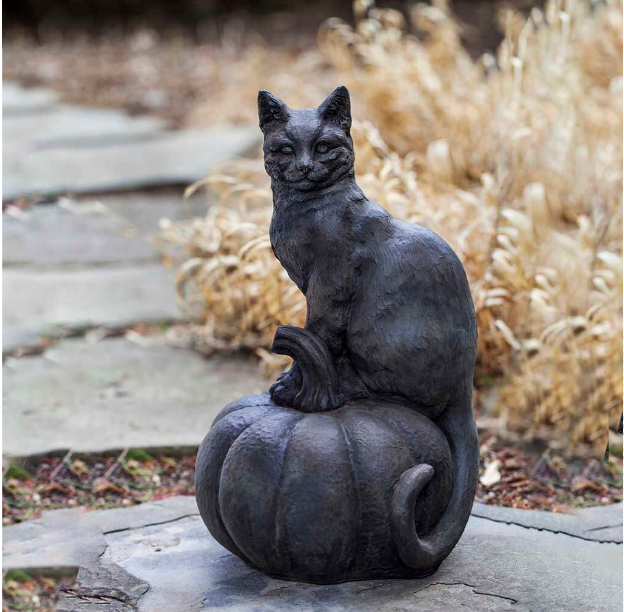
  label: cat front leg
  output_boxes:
[270,264,350,408]
[305,299,349,356]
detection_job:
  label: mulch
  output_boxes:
[3,439,622,528]
[3,450,195,526]
[2,571,75,612]
[476,431,622,512]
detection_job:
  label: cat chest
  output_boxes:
[270,213,349,289]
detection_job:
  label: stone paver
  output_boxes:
[2,507,106,570]
[2,192,210,353]
[3,338,266,456]
[3,126,259,200]
[2,84,266,460]
[3,81,260,200]
[4,497,621,612]
[3,266,182,353]
[2,82,60,114]
[2,83,252,356]
[472,498,623,543]
[3,497,195,570]
[4,104,167,150]
[3,194,206,267]
[2,329,43,355]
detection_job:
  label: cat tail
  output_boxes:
[390,391,479,571]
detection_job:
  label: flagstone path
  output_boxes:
[3,82,258,200]
[2,81,265,455]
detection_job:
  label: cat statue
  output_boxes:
[195,86,479,584]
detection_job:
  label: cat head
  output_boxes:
[258,86,354,193]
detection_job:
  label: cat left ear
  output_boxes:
[318,86,351,130]
[258,90,290,132]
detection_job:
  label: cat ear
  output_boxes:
[318,86,351,130]
[258,90,290,132]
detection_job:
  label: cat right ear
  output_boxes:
[258,90,290,132]
[318,86,351,130]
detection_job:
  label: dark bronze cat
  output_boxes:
[259,86,479,572]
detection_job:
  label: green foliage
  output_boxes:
[4,569,34,583]
[124,449,154,462]
[4,464,32,481]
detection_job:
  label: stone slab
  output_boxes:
[3,194,206,267]
[3,203,158,266]
[2,266,183,352]
[2,507,106,570]
[3,127,259,200]
[2,497,196,571]
[3,82,60,115]
[3,104,167,150]
[2,328,43,355]
[472,500,623,543]
[111,516,620,612]
[62,560,149,611]
[570,502,624,543]
[2,338,266,456]
[3,497,621,612]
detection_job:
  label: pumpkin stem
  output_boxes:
[271,325,341,412]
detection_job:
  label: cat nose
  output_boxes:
[296,159,313,173]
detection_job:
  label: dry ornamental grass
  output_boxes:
[159,0,623,454]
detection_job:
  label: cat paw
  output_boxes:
[270,368,301,407]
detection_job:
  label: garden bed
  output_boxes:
[3,440,621,528]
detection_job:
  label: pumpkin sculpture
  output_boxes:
[197,327,454,583]
[196,87,479,584]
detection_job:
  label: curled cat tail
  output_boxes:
[390,393,479,571]
[271,325,341,412]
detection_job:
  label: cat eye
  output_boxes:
[279,145,294,155]
[316,143,330,154]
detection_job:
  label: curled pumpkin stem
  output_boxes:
[271,325,342,412]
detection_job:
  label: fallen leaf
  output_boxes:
[92,479,125,495]
[40,482,72,495]
[570,477,608,494]
[69,460,89,476]
[480,460,502,487]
